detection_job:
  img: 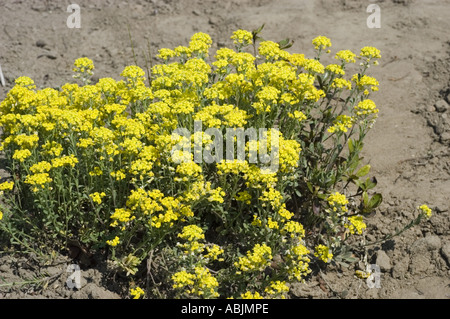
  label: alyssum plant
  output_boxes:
[0,26,432,299]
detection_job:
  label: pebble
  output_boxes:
[435,99,449,113]
[424,235,442,251]
[376,250,391,272]
[36,40,46,48]
[441,243,450,266]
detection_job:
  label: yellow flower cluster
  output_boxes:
[0,29,386,299]
[106,236,120,247]
[0,181,14,191]
[231,29,253,46]
[235,243,273,273]
[352,75,379,94]
[240,291,264,299]
[327,192,349,212]
[360,46,381,60]
[178,224,205,241]
[354,99,379,116]
[73,57,94,75]
[264,280,289,298]
[331,78,352,90]
[15,76,37,90]
[89,192,106,205]
[285,244,311,281]
[327,115,355,133]
[314,244,333,263]
[130,287,145,299]
[345,216,367,235]
[335,50,356,63]
[418,204,432,219]
[312,35,332,52]
[172,266,219,298]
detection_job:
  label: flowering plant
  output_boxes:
[0,26,431,298]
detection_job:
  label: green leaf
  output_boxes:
[278,38,293,49]
[356,164,371,177]
[317,193,327,200]
[252,24,265,36]
[365,176,377,190]
[363,191,369,206]
[348,138,354,153]
[306,182,314,193]
[368,193,383,209]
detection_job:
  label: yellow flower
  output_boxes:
[325,64,345,75]
[327,115,355,133]
[251,214,262,227]
[106,236,120,247]
[0,211,3,220]
[327,192,349,212]
[304,59,325,74]
[241,291,263,299]
[267,217,279,230]
[418,204,432,219]
[359,46,381,60]
[281,221,305,238]
[288,110,307,122]
[24,173,53,191]
[331,78,352,90]
[15,76,36,90]
[172,271,196,289]
[110,208,135,227]
[234,243,272,273]
[314,244,333,263]
[345,216,367,235]
[51,155,78,169]
[12,149,32,162]
[264,281,289,296]
[121,65,145,80]
[312,35,332,51]
[130,287,145,299]
[235,191,251,204]
[354,99,379,117]
[204,245,224,261]
[335,50,356,63]
[157,48,176,60]
[89,192,106,205]
[110,170,127,181]
[0,181,14,191]
[89,166,103,176]
[73,57,94,75]
[231,29,253,46]
[352,74,379,92]
[178,225,205,241]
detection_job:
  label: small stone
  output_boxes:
[435,100,449,113]
[409,254,431,274]
[376,250,391,272]
[424,235,442,251]
[440,132,450,143]
[441,243,450,266]
[36,40,47,48]
[426,104,436,112]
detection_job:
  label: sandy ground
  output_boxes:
[0,0,449,299]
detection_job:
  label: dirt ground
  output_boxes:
[0,0,449,299]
